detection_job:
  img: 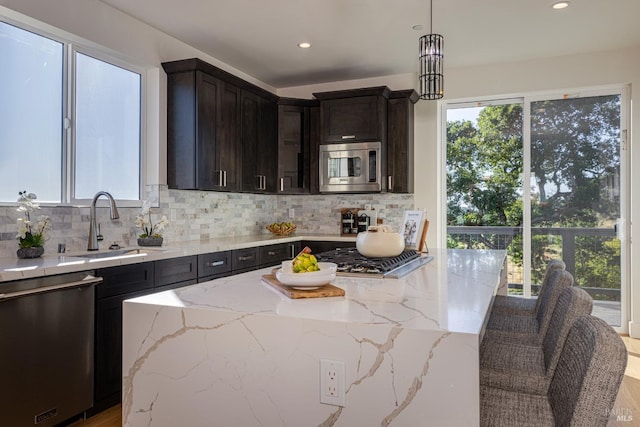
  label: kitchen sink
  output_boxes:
[68,247,168,260]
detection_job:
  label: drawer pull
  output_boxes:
[215,170,224,187]
[207,260,225,267]
[267,251,276,256]
[341,135,356,139]
[238,255,254,261]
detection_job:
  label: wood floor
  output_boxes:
[608,335,640,426]
[73,336,640,427]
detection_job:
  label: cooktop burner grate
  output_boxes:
[315,247,421,276]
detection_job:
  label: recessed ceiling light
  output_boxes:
[412,24,424,31]
[552,1,570,9]
[298,42,311,49]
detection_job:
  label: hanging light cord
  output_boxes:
[429,0,433,35]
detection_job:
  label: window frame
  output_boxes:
[0,13,146,207]
[68,44,147,207]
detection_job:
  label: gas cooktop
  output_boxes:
[315,247,433,278]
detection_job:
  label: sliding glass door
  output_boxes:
[527,92,627,327]
[445,87,629,330]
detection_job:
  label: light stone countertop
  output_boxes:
[126,248,505,335]
[0,233,355,282]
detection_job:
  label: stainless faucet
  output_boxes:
[88,191,120,251]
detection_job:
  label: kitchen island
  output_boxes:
[122,248,506,427]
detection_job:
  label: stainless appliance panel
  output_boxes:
[320,141,381,192]
[316,248,433,278]
[0,272,100,426]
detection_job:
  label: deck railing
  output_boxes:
[447,226,619,301]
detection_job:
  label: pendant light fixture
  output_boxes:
[419,0,444,100]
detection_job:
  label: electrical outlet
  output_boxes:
[320,359,345,406]
[288,208,295,218]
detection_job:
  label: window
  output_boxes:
[0,20,63,203]
[0,19,143,204]
[74,52,141,200]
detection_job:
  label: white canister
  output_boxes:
[356,225,405,258]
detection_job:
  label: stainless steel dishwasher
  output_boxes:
[0,271,102,427]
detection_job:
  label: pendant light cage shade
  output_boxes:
[419,33,444,100]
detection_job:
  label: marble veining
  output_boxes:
[123,249,505,426]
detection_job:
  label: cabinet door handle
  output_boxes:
[388,175,393,191]
[280,178,284,192]
[289,244,295,258]
[215,170,224,187]
[207,260,225,267]
[341,135,356,140]
[260,175,266,191]
[223,170,227,187]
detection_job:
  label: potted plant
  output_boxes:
[16,191,51,259]
[135,201,169,246]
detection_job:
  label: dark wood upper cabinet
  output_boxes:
[164,65,241,191]
[163,58,278,192]
[216,82,242,191]
[314,86,390,144]
[277,98,319,194]
[242,90,277,192]
[387,90,419,193]
[163,59,414,195]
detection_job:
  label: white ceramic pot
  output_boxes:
[356,225,405,258]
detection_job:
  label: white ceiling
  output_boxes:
[100,0,640,89]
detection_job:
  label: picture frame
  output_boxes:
[399,210,426,249]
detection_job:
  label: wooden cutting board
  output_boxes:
[261,274,345,299]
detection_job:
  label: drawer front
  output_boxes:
[198,251,232,278]
[232,247,259,271]
[96,262,154,299]
[259,243,301,267]
[259,244,287,267]
[154,278,198,293]
[300,240,355,254]
[154,256,198,287]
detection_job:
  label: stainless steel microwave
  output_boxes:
[319,141,381,193]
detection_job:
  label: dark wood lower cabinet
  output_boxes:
[198,250,232,282]
[93,288,151,413]
[91,262,154,415]
[154,255,197,287]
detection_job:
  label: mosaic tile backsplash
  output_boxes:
[0,186,414,258]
